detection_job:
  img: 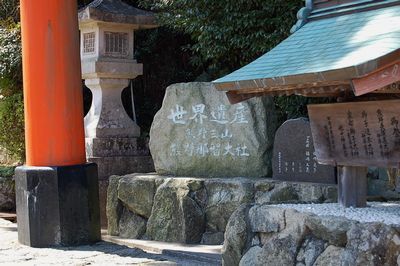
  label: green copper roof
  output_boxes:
[213,4,400,86]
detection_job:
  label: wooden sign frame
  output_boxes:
[308,99,400,168]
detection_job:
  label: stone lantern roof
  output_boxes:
[78,0,157,28]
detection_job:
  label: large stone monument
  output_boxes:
[149,82,278,177]
[273,118,336,184]
[106,82,339,245]
[78,0,158,225]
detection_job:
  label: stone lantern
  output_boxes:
[79,0,157,139]
[78,0,157,225]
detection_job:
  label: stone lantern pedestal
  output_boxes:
[84,78,140,141]
[79,0,157,226]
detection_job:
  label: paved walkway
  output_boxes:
[0,219,222,265]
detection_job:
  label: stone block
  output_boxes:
[15,164,101,247]
[223,203,400,266]
[201,232,224,245]
[86,137,140,157]
[305,215,353,246]
[106,175,123,236]
[222,205,251,266]
[117,174,156,218]
[88,156,154,180]
[205,178,254,232]
[106,174,338,245]
[118,208,147,239]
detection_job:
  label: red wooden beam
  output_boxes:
[352,61,400,96]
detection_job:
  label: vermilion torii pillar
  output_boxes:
[21,0,85,167]
[15,0,100,247]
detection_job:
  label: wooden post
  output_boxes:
[338,166,367,207]
[20,0,86,166]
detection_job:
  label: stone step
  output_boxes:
[0,212,16,223]
[102,232,222,265]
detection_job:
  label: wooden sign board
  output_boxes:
[308,100,400,168]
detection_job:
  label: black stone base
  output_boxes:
[15,163,101,247]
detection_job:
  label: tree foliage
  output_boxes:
[137,0,328,121]
[0,0,328,161]
[0,0,19,23]
[138,0,303,77]
[0,0,23,161]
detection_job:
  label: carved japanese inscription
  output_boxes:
[167,102,251,158]
[308,100,400,167]
[149,82,277,177]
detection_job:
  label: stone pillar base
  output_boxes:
[15,163,101,247]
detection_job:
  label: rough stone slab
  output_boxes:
[99,179,109,227]
[296,237,327,266]
[248,206,285,233]
[259,235,298,265]
[346,222,400,266]
[255,181,337,205]
[222,205,251,266]
[205,179,254,232]
[87,151,154,227]
[0,177,15,212]
[222,202,400,266]
[118,208,147,239]
[313,245,348,266]
[146,179,205,244]
[201,232,224,245]
[108,174,338,245]
[149,82,277,177]
[305,215,353,246]
[106,175,123,236]
[118,175,156,218]
[239,246,262,266]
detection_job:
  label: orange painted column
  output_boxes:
[20,0,86,166]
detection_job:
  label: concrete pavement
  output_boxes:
[0,218,222,265]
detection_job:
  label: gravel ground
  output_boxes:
[0,219,221,266]
[273,201,400,225]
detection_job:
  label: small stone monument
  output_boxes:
[149,82,278,177]
[78,0,157,224]
[272,118,336,184]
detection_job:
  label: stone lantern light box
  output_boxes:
[79,0,157,140]
[80,19,140,79]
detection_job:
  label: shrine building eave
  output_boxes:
[78,0,157,29]
[213,2,400,103]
